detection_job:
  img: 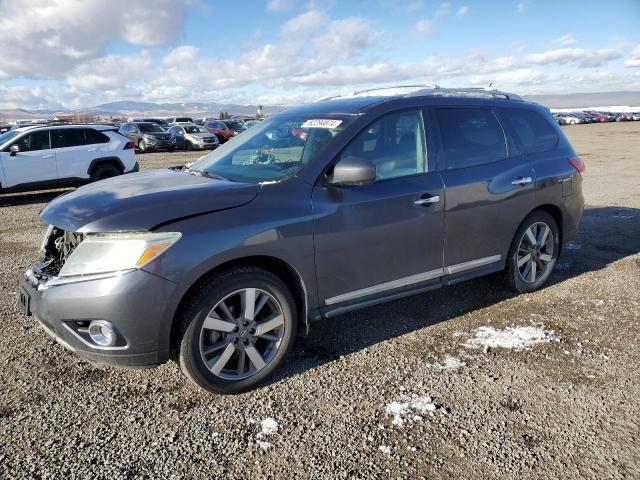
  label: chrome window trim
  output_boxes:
[324,255,501,306]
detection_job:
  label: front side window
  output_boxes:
[501,108,558,154]
[434,108,507,170]
[190,113,355,183]
[340,110,427,181]
[14,130,51,152]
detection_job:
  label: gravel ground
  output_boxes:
[1,122,639,479]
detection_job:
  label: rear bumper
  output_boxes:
[20,268,179,368]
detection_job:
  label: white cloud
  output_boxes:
[457,6,469,17]
[516,2,526,13]
[411,19,435,37]
[404,0,424,12]
[626,44,640,68]
[267,0,294,12]
[554,34,576,46]
[435,2,452,17]
[0,0,186,80]
[526,48,623,68]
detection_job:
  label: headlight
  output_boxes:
[58,232,181,277]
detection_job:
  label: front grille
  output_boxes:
[36,227,85,277]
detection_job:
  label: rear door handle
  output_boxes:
[511,176,532,186]
[414,195,440,206]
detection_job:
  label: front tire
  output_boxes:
[505,211,560,293]
[175,267,297,394]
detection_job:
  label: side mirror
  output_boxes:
[9,144,20,156]
[328,156,376,186]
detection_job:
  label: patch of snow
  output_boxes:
[379,445,392,454]
[386,396,437,426]
[565,242,582,250]
[432,355,466,370]
[255,417,280,450]
[463,325,558,351]
[573,299,604,307]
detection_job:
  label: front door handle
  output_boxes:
[511,176,533,186]
[414,195,440,206]
[41,154,55,159]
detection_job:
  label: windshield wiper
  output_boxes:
[186,168,228,181]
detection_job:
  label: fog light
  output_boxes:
[88,320,117,347]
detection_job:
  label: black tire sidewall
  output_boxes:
[507,211,560,293]
[178,269,297,394]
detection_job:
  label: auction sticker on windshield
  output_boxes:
[301,119,343,129]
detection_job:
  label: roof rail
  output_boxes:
[409,87,523,101]
[319,85,523,102]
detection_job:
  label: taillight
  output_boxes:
[124,141,135,150]
[568,156,585,173]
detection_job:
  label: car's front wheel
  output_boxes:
[175,267,297,394]
[505,211,560,293]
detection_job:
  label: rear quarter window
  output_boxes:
[501,108,558,154]
[84,129,110,144]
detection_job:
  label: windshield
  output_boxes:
[189,112,356,183]
[224,120,247,131]
[138,123,165,133]
[184,125,207,134]
[0,130,20,146]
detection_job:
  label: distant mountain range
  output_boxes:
[2,91,640,121]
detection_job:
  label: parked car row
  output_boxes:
[117,118,253,153]
[552,110,640,125]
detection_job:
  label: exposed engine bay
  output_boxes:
[36,226,85,277]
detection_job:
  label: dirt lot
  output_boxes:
[1,122,639,479]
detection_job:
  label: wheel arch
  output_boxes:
[87,156,125,177]
[517,204,564,256]
[170,255,309,351]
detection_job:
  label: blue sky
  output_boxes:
[0,0,638,110]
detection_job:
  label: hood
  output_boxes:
[41,169,260,233]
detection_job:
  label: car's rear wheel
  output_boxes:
[506,211,560,293]
[137,140,146,153]
[90,163,121,182]
[175,267,297,394]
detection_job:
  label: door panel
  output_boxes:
[312,174,445,304]
[1,131,57,188]
[51,128,92,181]
[439,158,534,266]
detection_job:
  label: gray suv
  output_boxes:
[20,87,585,394]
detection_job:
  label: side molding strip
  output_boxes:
[324,255,501,306]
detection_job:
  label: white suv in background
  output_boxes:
[0,125,138,193]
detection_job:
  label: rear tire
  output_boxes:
[175,267,297,394]
[90,163,121,182]
[505,210,560,293]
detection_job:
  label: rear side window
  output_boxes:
[51,129,86,148]
[501,108,558,154]
[84,128,110,144]
[14,130,51,152]
[341,109,427,180]
[434,108,507,170]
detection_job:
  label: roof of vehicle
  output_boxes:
[281,85,537,116]
[10,124,118,133]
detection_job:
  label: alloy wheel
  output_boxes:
[199,288,285,380]
[516,221,554,283]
